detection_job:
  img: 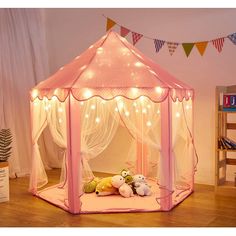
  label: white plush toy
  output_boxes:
[132,174,151,196]
[111,175,134,198]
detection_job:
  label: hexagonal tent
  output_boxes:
[29,31,195,214]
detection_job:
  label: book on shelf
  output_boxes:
[223,94,236,110]
[218,137,236,150]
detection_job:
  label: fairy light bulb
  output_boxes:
[155,86,162,94]
[58,118,62,123]
[80,102,84,106]
[147,104,151,109]
[52,96,57,101]
[146,121,152,127]
[84,89,92,99]
[44,105,49,111]
[118,100,124,110]
[142,108,147,114]
[157,109,160,114]
[95,117,101,123]
[186,104,190,110]
[31,89,38,99]
[133,102,137,107]
[58,107,63,113]
[176,112,180,118]
[134,62,143,67]
[131,88,139,95]
[115,107,119,112]
[85,114,89,119]
[135,109,139,113]
[91,104,96,110]
[96,47,104,54]
[101,100,106,104]
[125,111,130,117]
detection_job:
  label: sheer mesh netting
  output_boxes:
[29,31,195,214]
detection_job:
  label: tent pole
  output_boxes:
[160,96,173,211]
[66,93,81,214]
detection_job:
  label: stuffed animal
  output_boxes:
[83,177,100,193]
[132,174,152,196]
[112,175,134,198]
[120,169,133,185]
[95,177,118,196]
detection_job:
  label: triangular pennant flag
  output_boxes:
[195,41,208,56]
[212,38,225,53]
[154,39,165,53]
[106,18,116,31]
[120,26,130,37]
[182,43,195,57]
[167,42,179,56]
[132,32,143,45]
[228,33,236,45]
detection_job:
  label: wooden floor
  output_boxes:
[1,169,236,227]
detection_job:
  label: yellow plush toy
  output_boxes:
[95,177,118,196]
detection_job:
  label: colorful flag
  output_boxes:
[167,42,178,56]
[154,39,165,53]
[106,18,116,31]
[212,38,225,52]
[228,33,236,45]
[120,26,130,37]
[182,43,195,57]
[195,41,208,56]
[132,32,143,45]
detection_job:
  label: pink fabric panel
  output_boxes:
[66,95,82,214]
[160,97,172,211]
[30,31,193,103]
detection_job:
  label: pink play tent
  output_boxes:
[29,31,195,214]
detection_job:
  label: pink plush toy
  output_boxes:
[111,175,134,198]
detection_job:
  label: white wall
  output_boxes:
[43,8,236,185]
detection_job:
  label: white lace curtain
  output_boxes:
[0,9,49,177]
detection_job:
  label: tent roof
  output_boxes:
[31,31,193,102]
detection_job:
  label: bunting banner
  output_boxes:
[212,38,225,53]
[195,41,208,56]
[228,33,236,45]
[154,39,165,53]
[120,26,130,37]
[182,43,195,57]
[167,42,178,56]
[104,15,236,58]
[132,32,143,45]
[106,18,116,31]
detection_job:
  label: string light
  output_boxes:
[155,86,162,94]
[85,114,89,119]
[131,88,139,95]
[176,112,180,118]
[142,108,147,114]
[133,102,137,107]
[134,62,143,67]
[157,109,160,114]
[95,117,101,123]
[96,47,104,54]
[59,67,64,71]
[135,109,139,113]
[31,89,38,99]
[58,107,63,113]
[83,89,92,99]
[52,96,58,101]
[125,111,130,117]
[185,104,190,110]
[58,118,62,123]
[146,121,152,127]
[91,104,96,110]
[115,107,119,112]
[118,100,124,110]
[147,104,151,109]
[80,102,84,106]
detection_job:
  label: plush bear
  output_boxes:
[132,174,151,196]
[120,169,133,185]
[95,177,118,196]
[83,177,100,193]
[112,175,134,198]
